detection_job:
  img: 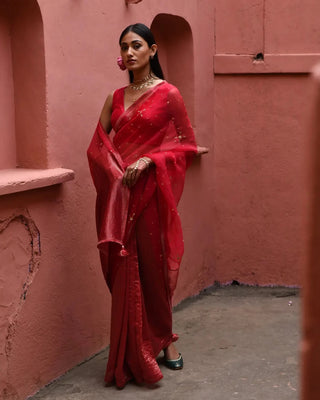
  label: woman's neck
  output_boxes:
[132,66,152,83]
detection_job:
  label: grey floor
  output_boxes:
[29,285,300,400]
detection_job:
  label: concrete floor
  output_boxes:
[29,285,300,400]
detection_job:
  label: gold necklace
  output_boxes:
[129,73,155,91]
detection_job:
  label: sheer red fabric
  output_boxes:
[87,81,197,388]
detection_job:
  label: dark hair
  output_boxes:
[119,23,164,83]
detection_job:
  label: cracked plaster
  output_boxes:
[0,211,41,398]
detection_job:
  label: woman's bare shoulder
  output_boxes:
[101,91,113,113]
[106,89,115,104]
[103,85,126,106]
[100,90,116,132]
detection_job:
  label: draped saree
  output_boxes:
[87,81,197,388]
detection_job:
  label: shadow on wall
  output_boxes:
[151,14,195,123]
[0,0,47,169]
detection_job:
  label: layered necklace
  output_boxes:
[129,73,155,91]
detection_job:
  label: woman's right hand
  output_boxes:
[122,157,152,188]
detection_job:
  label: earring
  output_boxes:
[117,56,126,70]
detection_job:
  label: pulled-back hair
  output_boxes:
[119,23,164,83]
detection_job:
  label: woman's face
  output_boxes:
[120,31,156,72]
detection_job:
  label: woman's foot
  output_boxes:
[163,343,183,370]
[164,343,180,360]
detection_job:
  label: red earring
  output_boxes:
[117,56,126,70]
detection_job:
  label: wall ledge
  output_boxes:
[0,168,75,196]
[214,53,320,74]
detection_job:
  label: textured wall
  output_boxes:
[213,0,320,285]
[0,4,16,168]
[213,74,312,285]
[302,64,320,400]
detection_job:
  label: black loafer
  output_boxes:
[164,353,183,370]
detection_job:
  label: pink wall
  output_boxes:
[11,0,48,168]
[213,74,312,285]
[0,4,16,168]
[0,0,319,399]
[213,0,320,285]
[302,64,320,400]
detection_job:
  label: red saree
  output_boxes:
[87,81,197,388]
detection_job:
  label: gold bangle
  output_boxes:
[134,157,151,171]
[139,157,151,167]
[134,159,140,170]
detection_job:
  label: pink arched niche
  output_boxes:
[0,0,47,169]
[151,14,195,123]
[0,2,16,168]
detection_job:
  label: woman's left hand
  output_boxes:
[197,145,209,155]
[122,157,152,188]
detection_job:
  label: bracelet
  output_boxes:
[133,159,139,170]
[134,157,151,170]
[140,157,151,167]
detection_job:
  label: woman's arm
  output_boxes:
[167,87,209,156]
[100,92,114,133]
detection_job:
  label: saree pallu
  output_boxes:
[87,81,197,387]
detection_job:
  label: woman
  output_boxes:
[87,23,198,388]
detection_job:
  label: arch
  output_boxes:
[151,14,195,123]
[0,0,47,169]
[0,2,16,168]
